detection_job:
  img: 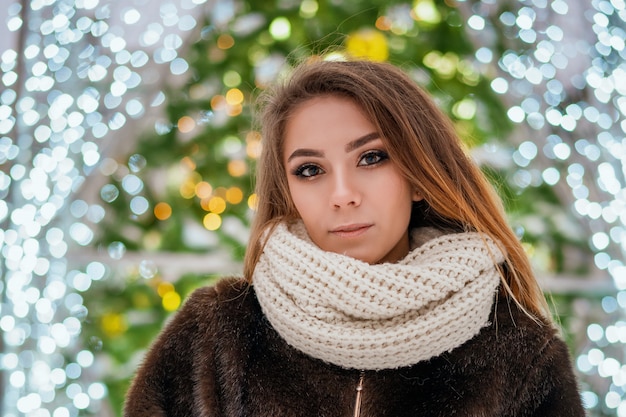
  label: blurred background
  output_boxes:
[0,0,625,415]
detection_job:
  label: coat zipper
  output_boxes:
[353,371,365,417]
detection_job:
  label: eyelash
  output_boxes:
[292,164,323,178]
[291,150,389,179]
[358,150,388,166]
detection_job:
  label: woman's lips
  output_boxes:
[329,224,373,238]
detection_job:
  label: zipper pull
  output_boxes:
[353,371,365,417]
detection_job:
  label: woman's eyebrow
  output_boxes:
[286,132,381,163]
[345,132,380,152]
[286,148,323,162]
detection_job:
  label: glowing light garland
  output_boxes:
[0,0,207,415]
[0,0,624,415]
[460,0,624,414]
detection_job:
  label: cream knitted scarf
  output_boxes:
[253,221,505,370]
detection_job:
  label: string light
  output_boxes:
[2,0,623,415]
[0,0,203,415]
[463,1,625,414]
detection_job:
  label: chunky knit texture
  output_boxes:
[253,221,506,370]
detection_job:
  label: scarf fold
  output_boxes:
[253,221,505,370]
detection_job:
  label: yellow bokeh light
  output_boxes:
[453,98,477,120]
[200,197,211,211]
[226,187,244,204]
[143,230,162,250]
[246,131,263,158]
[181,156,197,171]
[227,103,243,117]
[375,16,392,31]
[269,17,291,41]
[438,57,458,78]
[132,292,151,309]
[423,51,458,79]
[226,88,244,105]
[177,116,196,133]
[299,0,318,18]
[162,291,181,311]
[211,95,226,111]
[423,51,441,68]
[345,29,389,62]
[195,181,213,199]
[223,70,241,87]
[248,193,258,211]
[101,313,128,337]
[154,202,172,220]
[217,34,235,49]
[412,0,442,25]
[180,180,196,199]
[228,159,248,177]
[157,281,175,297]
[458,61,480,86]
[208,196,226,214]
[203,213,222,230]
[246,130,261,142]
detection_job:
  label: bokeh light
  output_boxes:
[2,0,625,416]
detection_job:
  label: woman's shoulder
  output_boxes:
[150,277,260,352]
[462,294,571,367]
[491,294,559,344]
[186,276,250,300]
[442,294,575,384]
[183,276,256,316]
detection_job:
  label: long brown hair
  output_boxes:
[244,58,550,321]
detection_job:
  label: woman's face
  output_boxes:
[283,95,421,264]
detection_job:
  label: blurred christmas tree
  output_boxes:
[80,0,592,414]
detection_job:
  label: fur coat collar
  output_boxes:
[124,278,584,417]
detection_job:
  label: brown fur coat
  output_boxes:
[124,277,584,417]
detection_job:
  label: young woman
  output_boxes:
[124,59,585,416]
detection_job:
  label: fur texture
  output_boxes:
[124,278,585,417]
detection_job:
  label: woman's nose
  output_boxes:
[329,172,361,208]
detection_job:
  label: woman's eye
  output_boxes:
[293,164,323,178]
[358,150,388,166]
